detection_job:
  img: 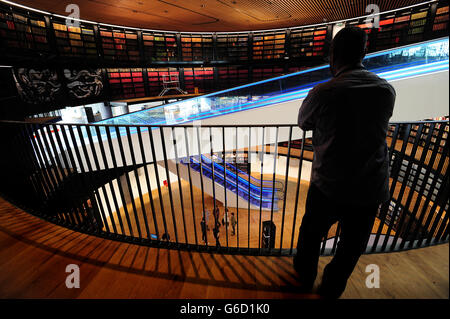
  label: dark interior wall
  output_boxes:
[0,67,24,120]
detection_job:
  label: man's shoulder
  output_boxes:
[310,80,334,96]
[341,69,396,95]
[361,69,396,90]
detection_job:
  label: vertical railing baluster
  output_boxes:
[40,124,73,224]
[22,124,56,217]
[389,123,425,251]
[44,124,79,226]
[279,126,292,255]
[59,124,87,226]
[258,127,265,253]
[89,125,117,235]
[425,197,448,245]
[84,125,112,234]
[77,124,107,232]
[32,124,64,222]
[433,168,450,244]
[289,130,306,255]
[208,127,220,249]
[196,126,208,247]
[126,126,151,241]
[404,123,446,249]
[268,126,279,254]
[159,127,179,245]
[247,126,251,251]
[136,126,159,241]
[235,126,240,249]
[380,124,413,252]
[183,127,198,246]
[148,126,170,242]
[371,123,401,253]
[16,124,48,211]
[171,126,189,245]
[331,223,341,255]
[69,124,98,230]
[114,126,142,239]
[94,125,122,236]
[105,126,133,237]
[415,142,449,247]
[221,127,228,250]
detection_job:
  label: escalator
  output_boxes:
[180,154,282,210]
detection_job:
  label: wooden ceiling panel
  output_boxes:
[8,0,430,31]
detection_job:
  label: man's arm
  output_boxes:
[298,86,321,130]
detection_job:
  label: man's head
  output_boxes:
[330,27,367,76]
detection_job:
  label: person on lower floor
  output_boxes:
[222,208,230,227]
[213,223,221,248]
[230,212,237,235]
[161,232,170,242]
[205,210,211,230]
[213,206,220,227]
[294,27,396,299]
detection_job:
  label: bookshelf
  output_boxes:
[252,66,285,82]
[142,32,177,62]
[108,68,145,99]
[0,9,49,52]
[217,66,250,90]
[433,3,449,34]
[182,67,214,93]
[252,31,286,60]
[290,26,328,58]
[100,28,140,61]
[52,21,97,58]
[147,68,179,96]
[216,33,249,61]
[181,34,213,61]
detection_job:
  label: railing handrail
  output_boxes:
[0,119,448,256]
[1,119,448,128]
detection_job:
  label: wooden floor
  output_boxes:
[0,197,448,299]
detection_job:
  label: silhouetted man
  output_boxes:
[294,27,396,299]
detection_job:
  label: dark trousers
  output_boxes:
[294,183,378,297]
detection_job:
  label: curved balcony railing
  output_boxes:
[0,120,448,255]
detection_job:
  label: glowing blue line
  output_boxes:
[188,156,277,202]
[199,155,276,192]
[96,38,449,126]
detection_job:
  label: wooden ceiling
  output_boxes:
[10,0,429,31]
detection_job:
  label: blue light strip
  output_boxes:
[199,155,276,193]
[62,55,447,144]
[92,38,448,128]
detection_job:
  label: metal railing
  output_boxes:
[0,120,448,255]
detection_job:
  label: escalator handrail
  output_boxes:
[184,156,279,203]
[198,155,281,194]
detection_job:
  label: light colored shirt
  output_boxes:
[298,66,396,205]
